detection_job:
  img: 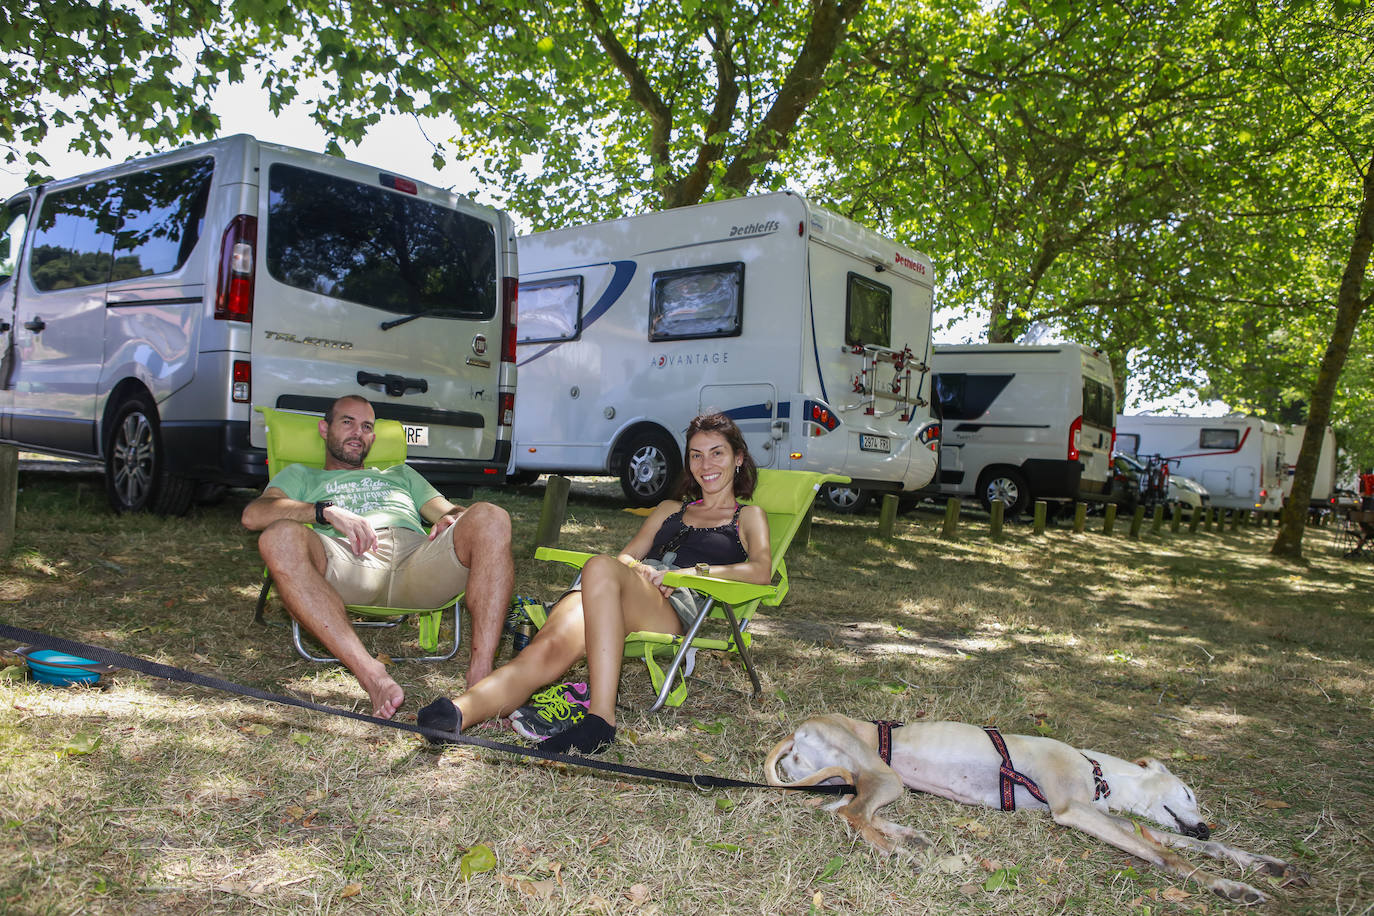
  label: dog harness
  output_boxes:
[872,720,903,766]
[1082,754,1111,801]
[983,726,1049,811]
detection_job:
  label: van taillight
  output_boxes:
[1110,427,1117,456]
[499,391,515,428]
[919,423,941,451]
[232,360,251,403]
[500,277,518,363]
[1068,415,1082,462]
[215,215,257,321]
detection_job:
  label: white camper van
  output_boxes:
[511,192,940,506]
[0,134,518,514]
[1280,423,1337,509]
[1115,415,1285,512]
[930,343,1118,515]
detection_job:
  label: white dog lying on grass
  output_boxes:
[766,714,1307,906]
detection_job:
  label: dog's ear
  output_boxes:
[1134,757,1169,773]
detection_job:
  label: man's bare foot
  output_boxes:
[364,672,405,719]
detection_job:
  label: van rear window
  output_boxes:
[267,164,496,319]
[845,272,891,347]
[933,373,1013,420]
[1081,377,1115,430]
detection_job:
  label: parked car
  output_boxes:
[1111,452,1208,512]
[1332,488,1359,512]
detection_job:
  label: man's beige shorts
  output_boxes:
[316,524,469,608]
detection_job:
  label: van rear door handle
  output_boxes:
[23,318,46,332]
[357,370,428,397]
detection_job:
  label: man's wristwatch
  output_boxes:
[695,562,710,577]
[314,501,334,525]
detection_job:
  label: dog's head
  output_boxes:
[1131,757,1210,840]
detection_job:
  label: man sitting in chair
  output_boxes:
[242,395,513,719]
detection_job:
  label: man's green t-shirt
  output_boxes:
[265,463,441,536]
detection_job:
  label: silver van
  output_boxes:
[0,135,517,513]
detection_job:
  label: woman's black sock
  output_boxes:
[541,713,616,755]
[417,697,462,745]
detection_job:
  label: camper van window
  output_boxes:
[31,179,119,291]
[1199,428,1239,450]
[844,272,891,347]
[1082,378,1115,430]
[266,163,497,319]
[1,200,30,281]
[517,275,583,343]
[648,262,744,341]
[30,158,214,292]
[933,372,1013,420]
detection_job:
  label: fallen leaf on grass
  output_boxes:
[0,665,24,681]
[624,883,651,905]
[290,733,311,746]
[715,798,735,813]
[284,805,306,820]
[694,749,715,763]
[500,875,556,899]
[817,855,843,882]
[928,853,973,875]
[1163,887,1192,902]
[951,817,989,837]
[240,724,272,737]
[340,883,361,899]
[958,883,980,896]
[460,844,497,880]
[59,733,101,757]
[1258,799,1291,809]
[983,866,1021,891]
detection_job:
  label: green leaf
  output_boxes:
[705,842,740,852]
[60,733,102,757]
[715,798,736,813]
[693,719,725,734]
[982,865,1021,891]
[817,855,843,882]
[0,665,24,680]
[459,844,497,881]
[291,733,312,746]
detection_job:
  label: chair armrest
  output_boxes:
[534,546,596,570]
[659,571,777,604]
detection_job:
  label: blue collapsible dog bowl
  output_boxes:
[12,647,115,686]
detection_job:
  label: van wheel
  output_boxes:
[979,469,1029,517]
[619,430,679,507]
[105,394,194,516]
[820,483,871,514]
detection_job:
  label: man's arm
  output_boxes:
[242,486,380,556]
[419,495,466,540]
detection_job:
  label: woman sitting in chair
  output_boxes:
[419,413,772,754]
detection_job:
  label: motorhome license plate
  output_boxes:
[860,434,891,453]
[402,424,430,447]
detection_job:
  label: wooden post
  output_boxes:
[1170,506,1182,533]
[1032,500,1047,536]
[878,493,898,541]
[1201,507,1212,532]
[1102,503,1117,536]
[989,500,1004,540]
[1129,505,1144,539]
[1151,504,1164,535]
[533,474,571,552]
[1189,507,1201,533]
[795,507,814,549]
[1073,502,1087,534]
[0,445,16,557]
[941,497,960,539]
[1229,509,1241,531]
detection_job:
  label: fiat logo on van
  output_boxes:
[472,334,488,355]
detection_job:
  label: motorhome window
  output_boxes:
[0,199,31,282]
[110,157,213,280]
[648,262,743,341]
[30,179,119,291]
[267,163,497,319]
[1200,428,1239,450]
[1081,378,1115,429]
[933,372,1012,420]
[1117,432,1140,455]
[517,276,583,343]
[845,272,891,347]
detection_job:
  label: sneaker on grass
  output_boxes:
[509,682,591,742]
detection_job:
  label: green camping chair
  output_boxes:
[531,469,848,711]
[251,406,462,662]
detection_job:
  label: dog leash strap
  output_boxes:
[983,726,1048,810]
[872,719,903,766]
[0,623,854,796]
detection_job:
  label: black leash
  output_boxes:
[0,622,853,796]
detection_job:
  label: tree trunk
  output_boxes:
[1272,152,1374,558]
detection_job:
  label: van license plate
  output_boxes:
[403,425,429,447]
[860,434,891,453]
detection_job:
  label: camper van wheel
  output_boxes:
[619,430,680,507]
[979,468,1029,517]
[104,394,195,516]
[820,483,872,514]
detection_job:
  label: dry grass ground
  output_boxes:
[1,471,1370,915]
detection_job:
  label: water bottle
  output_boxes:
[505,601,534,654]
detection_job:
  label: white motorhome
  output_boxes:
[511,192,940,506]
[1280,423,1337,509]
[1115,414,1285,512]
[929,343,1118,515]
[0,134,517,514]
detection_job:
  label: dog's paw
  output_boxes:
[1261,861,1310,887]
[1209,878,1268,906]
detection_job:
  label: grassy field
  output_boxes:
[1,470,1370,915]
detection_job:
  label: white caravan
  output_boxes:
[0,134,518,514]
[929,343,1118,515]
[1114,414,1285,512]
[1280,424,1337,509]
[511,192,941,506]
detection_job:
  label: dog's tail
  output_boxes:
[764,734,854,788]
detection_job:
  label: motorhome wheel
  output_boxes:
[104,394,194,516]
[820,483,872,514]
[619,430,680,507]
[979,468,1029,517]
